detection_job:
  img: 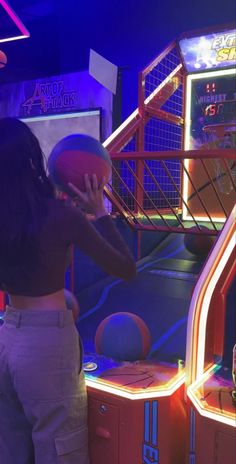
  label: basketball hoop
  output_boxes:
[203,123,236,138]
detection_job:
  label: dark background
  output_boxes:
[0,0,235,119]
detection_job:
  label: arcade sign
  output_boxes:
[179,29,236,72]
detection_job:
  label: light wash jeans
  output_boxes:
[0,307,89,464]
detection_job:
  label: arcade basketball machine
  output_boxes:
[81,24,236,464]
[179,28,236,463]
[0,23,235,464]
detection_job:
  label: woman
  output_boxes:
[0,117,136,464]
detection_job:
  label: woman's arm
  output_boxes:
[63,174,136,281]
[64,206,136,281]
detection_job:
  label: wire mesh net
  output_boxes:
[161,82,184,116]
[110,135,137,211]
[143,117,182,209]
[106,44,234,232]
[109,152,235,232]
[144,46,182,101]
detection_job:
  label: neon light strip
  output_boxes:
[196,234,235,376]
[21,110,100,123]
[187,365,236,427]
[0,35,29,43]
[85,372,185,400]
[183,68,236,222]
[0,0,30,43]
[183,216,225,223]
[103,108,139,148]
[185,205,236,386]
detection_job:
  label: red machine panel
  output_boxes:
[88,384,187,464]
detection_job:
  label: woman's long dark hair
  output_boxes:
[0,117,55,288]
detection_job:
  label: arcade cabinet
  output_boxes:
[78,24,236,464]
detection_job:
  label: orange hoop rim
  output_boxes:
[203,123,236,134]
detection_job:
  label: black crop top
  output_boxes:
[0,199,136,296]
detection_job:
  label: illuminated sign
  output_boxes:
[22,80,79,116]
[179,29,236,71]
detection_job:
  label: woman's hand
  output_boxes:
[68,174,108,219]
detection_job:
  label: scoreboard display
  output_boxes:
[183,68,236,221]
[188,70,236,149]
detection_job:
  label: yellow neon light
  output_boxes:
[187,365,236,427]
[185,205,236,386]
[184,216,225,223]
[85,371,185,400]
[183,68,236,222]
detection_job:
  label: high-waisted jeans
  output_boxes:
[0,307,89,464]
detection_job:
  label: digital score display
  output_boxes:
[189,73,236,148]
[204,101,236,118]
[201,80,236,121]
[183,63,236,223]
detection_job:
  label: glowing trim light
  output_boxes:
[21,110,100,123]
[183,68,236,222]
[183,215,225,223]
[0,35,28,43]
[103,108,139,148]
[187,365,236,427]
[196,234,235,377]
[0,0,30,43]
[185,205,236,386]
[85,372,185,400]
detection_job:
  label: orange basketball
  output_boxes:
[0,50,7,69]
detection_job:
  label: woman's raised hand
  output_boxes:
[68,174,107,218]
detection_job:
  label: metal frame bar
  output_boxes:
[142,160,185,229]
[110,149,236,162]
[200,159,228,218]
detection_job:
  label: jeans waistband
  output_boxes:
[4,306,73,328]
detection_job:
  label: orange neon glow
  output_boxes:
[185,205,236,426]
[186,205,236,386]
[85,370,185,400]
[187,365,236,427]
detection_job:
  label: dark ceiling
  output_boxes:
[0,0,236,117]
[0,0,58,83]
